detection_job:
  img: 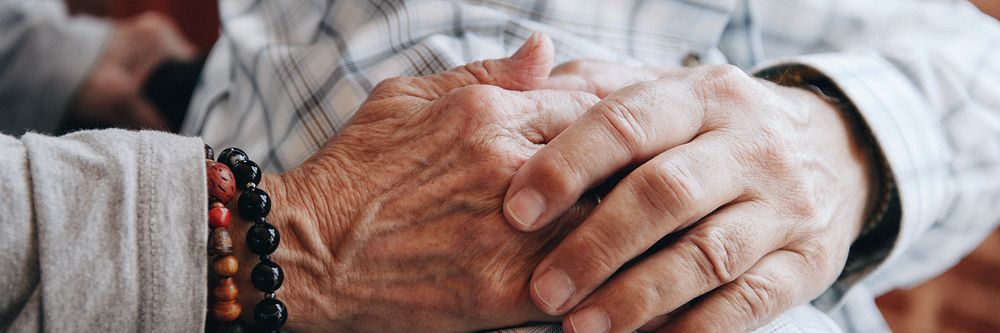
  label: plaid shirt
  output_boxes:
[183,0,1000,331]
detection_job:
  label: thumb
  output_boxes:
[379,32,555,100]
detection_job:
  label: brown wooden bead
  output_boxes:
[210,300,241,322]
[212,277,239,301]
[213,255,239,278]
[210,201,225,209]
[206,161,237,204]
[208,228,233,256]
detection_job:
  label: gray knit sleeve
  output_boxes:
[0,129,207,332]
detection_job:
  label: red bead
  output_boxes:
[208,206,232,228]
[206,161,237,203]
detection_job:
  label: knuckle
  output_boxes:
[795,243,841,283]
[633,161,700,222]
[446,84,507,118]
[529,151,586,201]
[702,64,747,81]
[728,273,784,324]
[369,76,415,99]
[682,226,743,285]
[373,76,409,92]
[693,64,753,101]
[785,177,820,219]
[596,275,669,321]
[740,126,794,174]
[628,277,671,318]
[593,96,647,155]
[571,227,628,276]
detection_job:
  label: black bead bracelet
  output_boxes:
[215,147,289,332]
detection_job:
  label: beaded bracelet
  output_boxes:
[205,145,289,332]
[205,144,241,327]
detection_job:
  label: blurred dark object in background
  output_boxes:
[64,0,220,54]
[142,57,206,132]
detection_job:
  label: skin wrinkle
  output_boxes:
[483,61,876,333]
[253,36,616,331]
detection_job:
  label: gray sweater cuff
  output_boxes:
[20,130,207,332]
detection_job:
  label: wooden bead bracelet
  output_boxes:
[205,145,288,332]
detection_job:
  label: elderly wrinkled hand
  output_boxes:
[504,60,877,333]
[236,35,603,332]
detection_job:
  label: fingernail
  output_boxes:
[534,267,574,310]
[507,187,546,228]
[569,307,611,333]
[512,32,541,60]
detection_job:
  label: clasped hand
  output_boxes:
[505,56,876,332]
[253,34,875,333]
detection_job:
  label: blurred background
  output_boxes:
[47,1,1000,332]
[64,0,219,54]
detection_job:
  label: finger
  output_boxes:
[504,77,716,231]
[369,32,555,101]
[559,202,791,333]
[637,314,673,333]
[659,249,821,333]
[516,90,601,143]
[543,60,680,98]
[528,134,746,315]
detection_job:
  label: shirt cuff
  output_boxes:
[752,52,952,310]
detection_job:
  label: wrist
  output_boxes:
[759,73,879,242]
[798,85,877,239]
[230,172,354,332]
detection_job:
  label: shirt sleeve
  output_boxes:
[0,0,110,136]
[735,0,1000,309]
[0,129,207,332]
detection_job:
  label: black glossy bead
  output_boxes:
[251,260,284,292]
[246,222,280,256]
[253,298,288,330]
[232,160,262,189]
[238,188,271,219]
[204,144,215,160]
[218,147,249,170]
